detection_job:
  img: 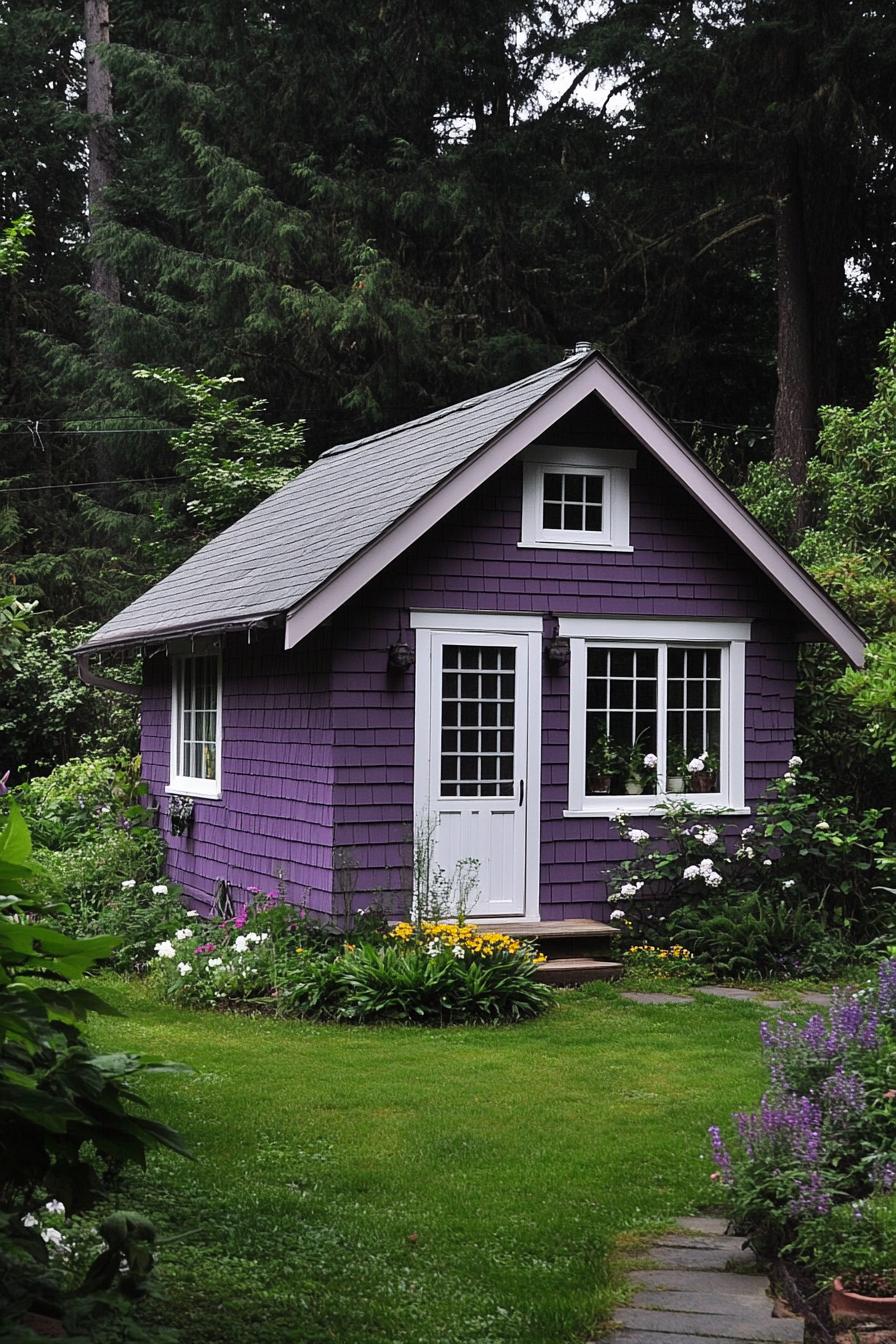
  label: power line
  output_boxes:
[0,476,180,495]
[0,426,176,437]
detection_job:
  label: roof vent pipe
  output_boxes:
[574,340,593,355]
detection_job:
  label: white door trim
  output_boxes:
[412,613,542,921]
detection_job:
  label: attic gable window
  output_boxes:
[520,446,635,551]
[168,653,222,799]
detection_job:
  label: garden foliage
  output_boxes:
[710,959,896,1292]
[149,905,554,1025]
[610,761,895,978]
[0,801,188,1338]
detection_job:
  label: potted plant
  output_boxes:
[687,749,719,793]
[624,743,658,795]
[793,1196,896,1325]
[665,749,688,794]
[586,731,617,794]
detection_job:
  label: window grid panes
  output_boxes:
[542,470,603,533]
[178,656,218,782]
[440,645,516,798]
[583,644,723,797]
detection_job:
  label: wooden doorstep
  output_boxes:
[472,918,615,938]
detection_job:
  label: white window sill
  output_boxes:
[165,782,222,801]
[517,541,634,553]
[563,803,751,818]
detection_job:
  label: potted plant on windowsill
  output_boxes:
[687,749,719,793]
[585,732,617,795]
[666,750,688,794]
[624,745,658,796]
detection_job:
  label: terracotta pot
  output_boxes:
[586,772,612,795]
[830,1277,896,1323]
[691,770,718,794]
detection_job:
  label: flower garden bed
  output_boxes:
[150,905,554,1025]
[709,958,896,1334]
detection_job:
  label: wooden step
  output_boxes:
[534,957,623,987]
[475,918,615,939]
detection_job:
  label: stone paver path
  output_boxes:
[618,987,832,1010]
[598,1216,803,1344]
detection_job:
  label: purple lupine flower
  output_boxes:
[877,959,896,1018]
[789,1169,832,1218]
[708,1126,733,1183]
[0,770,10,795]
[820,1065,866,1127]
[871,1156,896,1192]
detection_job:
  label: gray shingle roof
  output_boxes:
[84,352,587,652]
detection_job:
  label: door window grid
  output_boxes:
[583,644,724,796]
[440,644,516,797]
[542,470,603,534]
[177,656,219,782]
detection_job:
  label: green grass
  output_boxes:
[89,977,768,1344]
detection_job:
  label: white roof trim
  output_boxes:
[284,356,865,667]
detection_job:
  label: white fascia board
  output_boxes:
[410,610,544,633]
[558,616,752,642]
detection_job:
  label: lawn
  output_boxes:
[90,977,767,1344]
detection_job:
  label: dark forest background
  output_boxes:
[2,0,896,795]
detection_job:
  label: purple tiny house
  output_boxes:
[79,349,864,929]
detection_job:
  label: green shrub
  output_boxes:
[621,943,710,987]
[0,801,189,1337]
[609,761,896,978]
[790,1194,896,1293]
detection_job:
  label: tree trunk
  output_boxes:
[772,146,815,494]
[85,0,119,303]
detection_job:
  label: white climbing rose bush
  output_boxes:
[608,763,896,980]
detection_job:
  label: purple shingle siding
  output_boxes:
[139,406,799,920]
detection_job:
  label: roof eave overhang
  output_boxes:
[284,355,866,668]
[75,611,285,659]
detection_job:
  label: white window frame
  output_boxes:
[167,653,223,799]
[520,445,635,552]
[559,616,749,816]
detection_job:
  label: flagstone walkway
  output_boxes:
[619,987,832,1008]
[599,1216,804,1344]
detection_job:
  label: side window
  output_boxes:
[169,654,222,797]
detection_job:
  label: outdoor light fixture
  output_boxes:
[388,640,415,672]
[546,634,570,670]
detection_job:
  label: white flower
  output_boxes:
[186,909,200,916]
[22,1213,38,1228]
[121,879,136,890]
[699,828,719,846]
[782,879,795,889]
[783,771,796,783]
[356,907,368,916]
[452,944,465,959]
[737,845,755,860]
[627,828,650,844]
[151,883,168,895]
[763,858,773,866]
[41,1226,70,1256]
[643,753,658,769]
[177,961,192,976]
[741,825,754,837]
[425,939,441,957]
[245,931,262,944]
[698,858,715,873]
[233,935,249,954]
[687,757,706,773]
[174,927,193,941]
[620,881,642,898]
[683,865,701,880]
[788,755,803,769]
[608,890,625,903]
[705,871,723,888]
[609,909,626,921]
[815,820,830,831]
[208,957,223,969]
[154,940,176,959]
[612,809,628,821]
[44,1200,65,1216]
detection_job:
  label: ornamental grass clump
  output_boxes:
[708,959,896,1263]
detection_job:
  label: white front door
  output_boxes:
[413,619,541,920]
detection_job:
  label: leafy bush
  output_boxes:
[149,911,555,1024]
[0,801,189,1337]
[609,761,896,978]
[0,624,138,779]
[709,958,896,1263]
[621,944,709,987]
[14,754,177,970]
[790,1194,896,1295]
